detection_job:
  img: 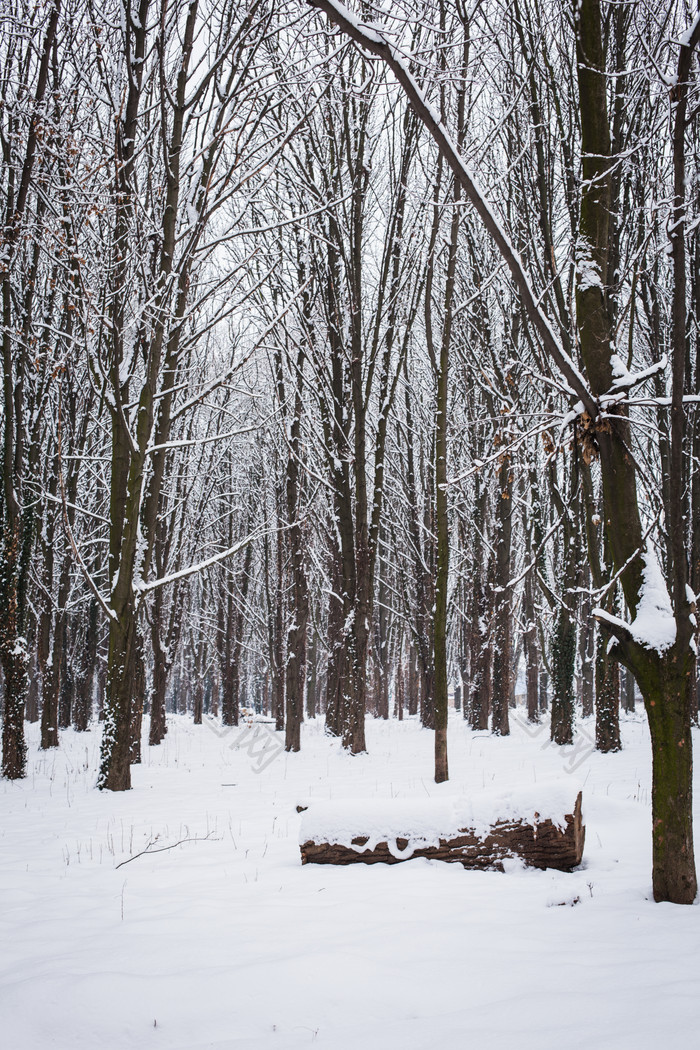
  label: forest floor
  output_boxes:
[2,708,699,1049]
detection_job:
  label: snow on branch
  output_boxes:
[146,420,265,456]
[602,354,668,399]
[593,544,677,655]
[556,354,670,436]
[677,12,700,51]
[133,525,268,597]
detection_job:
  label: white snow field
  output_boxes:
[2,711,699,1050]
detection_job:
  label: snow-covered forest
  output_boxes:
[2,0,700,1041]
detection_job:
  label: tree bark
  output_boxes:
[579,604,595,719]
[523,570,540,723]
[491,450,513,736]
[622,668,636,714]
[595,631,621,752]
[148,596,169,746]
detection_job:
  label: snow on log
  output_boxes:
[299,789,584,871]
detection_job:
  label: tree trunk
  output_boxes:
[395,656,405,720]
[431,91,460,783]
[406,651,419,716]
[469,600,492,734]
[149,625,168,746]
[58,645,72,731]
[595,632,621,752]
[221,661,240,728]
[622,667,636,713]
[550,460,580,747]
[468,483,492,732]
[99,613,136,791]
[579,604,595,719]
[491,452,512,737]
[40,645,60,750]
[641,659,695,903]
[263,521,285,733]
[192,641,204,726]
[550,606,576,746]
[419,665,435,730]
[0,531,28,778]
[283,468,308,751]
[0,649,28,778]
[26,661,40,724]
[523,571,539,723]
[324,551,344,737]
[306,629,318,719]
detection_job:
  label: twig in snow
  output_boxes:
[115,831,221,869]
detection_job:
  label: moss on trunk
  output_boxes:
[639,655,696,903]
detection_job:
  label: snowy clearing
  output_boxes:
[1,713,699,1050]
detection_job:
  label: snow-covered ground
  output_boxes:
[2,710,699,1050]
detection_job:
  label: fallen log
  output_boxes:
[299,790,584,872]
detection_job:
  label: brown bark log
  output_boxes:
[301,792,584,872]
